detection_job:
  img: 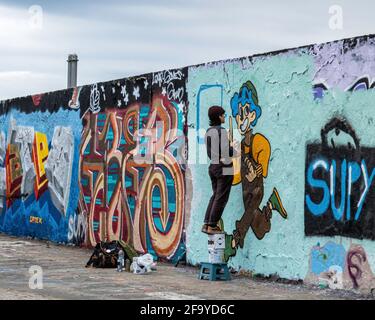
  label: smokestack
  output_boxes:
[67,53,78,88]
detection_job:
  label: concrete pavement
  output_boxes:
[0,234,370,300]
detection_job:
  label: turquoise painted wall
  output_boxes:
[186,36,375,292]
[1,33,375,292]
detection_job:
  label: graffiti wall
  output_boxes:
[0,68,188,262]
[2,33,375,290]
[78,70,188,259]
[0,91,81,243]
[304,241,375,292]
[304,117,375,240]
[186,34,375,292]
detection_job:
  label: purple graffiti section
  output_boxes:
[311,37,375,92]
[347,246,367,289]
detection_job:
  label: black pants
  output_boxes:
[204,164,234,226]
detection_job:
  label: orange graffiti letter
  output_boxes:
[32,132,49,199]
[5,144,23,207]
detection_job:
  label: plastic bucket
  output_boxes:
[208,248,225,264]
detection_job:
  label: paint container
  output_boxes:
[117,250,124,272]
[125,259,131,272]
[208,233,225,264]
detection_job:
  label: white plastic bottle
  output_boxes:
[117,249,124,272]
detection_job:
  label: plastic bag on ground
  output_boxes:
[130,253,157,274]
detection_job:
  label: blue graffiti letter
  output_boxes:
[330,160,346,221]
[306,159,330,216]
[346,161,361,220]
[355,160,375,221]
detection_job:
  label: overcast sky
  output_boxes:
[0,0,374,101]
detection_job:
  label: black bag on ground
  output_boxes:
[85,241,129,268]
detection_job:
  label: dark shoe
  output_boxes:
[206,226,223,234]
[201,224,209,234]
[268,187,287,219]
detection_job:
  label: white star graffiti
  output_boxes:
[124,92,129,104]
[133,86,140,100]
[121,85,127,97]
[177,101,185,113]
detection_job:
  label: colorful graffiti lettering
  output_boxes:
[305,118,375,240]
[0,132,5,211]
[32,132,49,200]
[0,114,78,242]
[79,91,186,259]
[5,143,23,207]
[45,126,75,215]
[313,76,375,100]
[347,245,367,289]
[311,242,346,275]
[30,216,43,224]
[68,209,87,245]
[306,242,375,292]
[4,119,75,212]
[306,158,375,220]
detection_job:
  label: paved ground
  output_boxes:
[0,234,371,300]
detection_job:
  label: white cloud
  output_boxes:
[0,0,374,101]
[0,71,63,101]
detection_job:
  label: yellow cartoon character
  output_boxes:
[226,81,287,259]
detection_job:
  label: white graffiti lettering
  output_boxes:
[68,213,87,244]
[45,126,74,215]
[8,118,35,197]
[167,82,184,102]
[89,84,101,114]
[152,70,183,87]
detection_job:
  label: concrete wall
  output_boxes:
[1,34,375,292]
[0,71,188,262]
[186,34,375,293]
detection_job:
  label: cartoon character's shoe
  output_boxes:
[268,187,287,219]
[224,234,237,262]
[217,219,224,232]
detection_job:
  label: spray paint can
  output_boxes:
[117,249,124,272]
[125,259,131,272]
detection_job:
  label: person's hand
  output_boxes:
[244,158,257,182]
[255,164,263,177]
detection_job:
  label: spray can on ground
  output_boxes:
[117,249,124,272]
[125,259,131,272]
